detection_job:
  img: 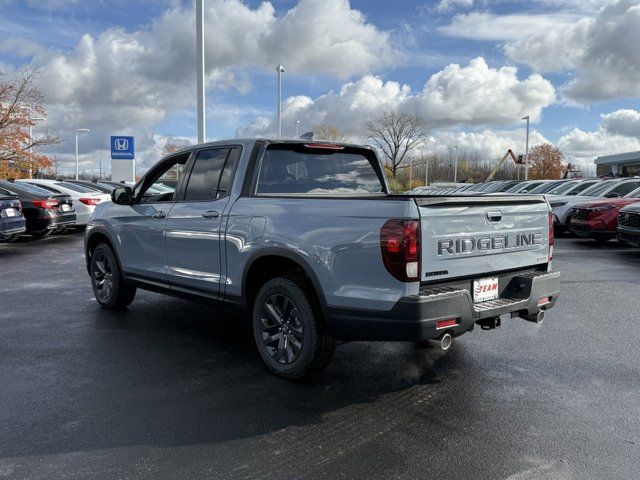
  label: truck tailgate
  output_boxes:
[416,195,550,281]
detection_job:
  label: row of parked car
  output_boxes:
[409,177,640,246]
[0,179,118,242]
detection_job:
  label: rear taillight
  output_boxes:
[32,199,60,209]
[548,212,554,260]
[380,219,420,282]
[79,197,101,206]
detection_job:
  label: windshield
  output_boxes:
[547,181,578,195]
[256,145,384,194]
[505,182,529,193]
[528,181,561,194]
[625,186,640,198]
[581,180,618,196]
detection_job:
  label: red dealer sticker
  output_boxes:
[473,277,499,303]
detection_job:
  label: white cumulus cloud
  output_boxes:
[25,0,397,172]
[239,57,556,137]
[558,109,640,162]
[503,0,640,103]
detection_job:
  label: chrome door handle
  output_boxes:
[202,210,220,219]
[152,211,166,219]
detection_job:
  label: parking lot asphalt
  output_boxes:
[1,233,639,479]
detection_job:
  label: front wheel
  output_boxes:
[90,243,136,310]
[252,277,335,380]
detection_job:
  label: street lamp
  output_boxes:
[75,128,90,180]
[196,0,206,144]
[295,120,300,138]
[454,145,458,183]
[28,116,46,178]
[522,115,530,180]
[276,64,285,139]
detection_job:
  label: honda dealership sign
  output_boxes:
[110,135,136,182]
[111,136,135,160]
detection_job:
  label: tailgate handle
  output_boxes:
[486,210,502,222]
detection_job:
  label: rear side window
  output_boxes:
[255,144,384,194]
[183,148,230,201]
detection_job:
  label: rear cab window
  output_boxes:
[255,143,386,195]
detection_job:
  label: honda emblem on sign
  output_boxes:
[110,136,135,160]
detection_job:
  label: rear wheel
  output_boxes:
[31,229,51,238]
[252,277,335,380]
[0,233,21,243]
[90,243,136,309]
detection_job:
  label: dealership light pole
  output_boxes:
[28,116,45,178]
[276,64,285,138]
[75,128,90,180]
[295,120,300,137]
[523,115,530,180]
[196,0,206,144]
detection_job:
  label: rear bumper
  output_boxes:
[0,218,26,236]
[326,271,561,341]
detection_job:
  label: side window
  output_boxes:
[137,153,189,203]
[216,148,240,199]
[183,149,230,201]
[612,182,640,196]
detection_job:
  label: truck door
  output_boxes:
[165,147,240,298]
[117,153,190,284]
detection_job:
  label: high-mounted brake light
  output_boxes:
[380,219,420,282]
[79,197,101,206]
[32,199,60,209]
[303,143,344,150]
[548,212,554,260]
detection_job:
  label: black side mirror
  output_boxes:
[604,192,621,198]
[111,186,133,205]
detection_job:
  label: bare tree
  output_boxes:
[0,68,59,178]
[313,125,347,142]
[365,111,428,177]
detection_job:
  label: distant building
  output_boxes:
[595,151,640,177]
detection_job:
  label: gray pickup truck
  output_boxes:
[85,139,560,379]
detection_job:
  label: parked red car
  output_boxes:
[570,186,640,243]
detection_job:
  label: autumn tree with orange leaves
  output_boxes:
[527,143,565,180]
[0,68,59,179]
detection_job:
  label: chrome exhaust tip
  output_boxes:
[523,310,545,324]
[439,333,452,351]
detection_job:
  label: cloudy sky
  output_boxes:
[1,0,639,175]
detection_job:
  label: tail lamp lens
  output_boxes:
[548,212,554,260]
[33,199,60,209]
[380,219,420,282]
[79,197,101,206]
